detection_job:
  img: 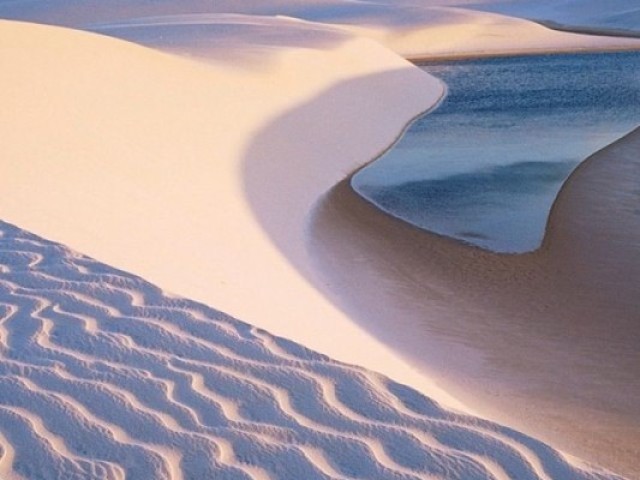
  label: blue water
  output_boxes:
[353,51,640,252]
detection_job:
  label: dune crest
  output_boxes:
[2,1,639,477]
[0,19,462,410]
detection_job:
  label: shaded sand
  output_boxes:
[310,127,640,478]
[0,220,624,479]
[0,19,464,413]
[90,14,352,68]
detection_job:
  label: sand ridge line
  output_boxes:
[0,405,125,480]
[1,10,636,479]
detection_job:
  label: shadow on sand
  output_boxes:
[242,68,640,477]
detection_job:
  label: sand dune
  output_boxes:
[2,0,640,61]
[2,1,639,478]
[90,14,351,68]
[0,220,622,479]
[467,1,640,38]
[1,18,462,414]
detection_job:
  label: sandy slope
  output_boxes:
[0,219,624,479]
[5,11,633,413]
[0,19,463,410]
[1,2,639,479]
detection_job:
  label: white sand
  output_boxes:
[466,1,640,37]
[0,219,621,478]
[2,0,640,60]
[1,2,639,478]
[0,17,458,411]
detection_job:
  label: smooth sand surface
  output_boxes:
[310,127,640,478]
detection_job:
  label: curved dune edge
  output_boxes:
[542,127,640,321]
[87,9,640,65]
[0,19,463,411]
[311,127,640,478]
[0,13,637,480]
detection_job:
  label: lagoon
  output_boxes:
[353,51,640,252]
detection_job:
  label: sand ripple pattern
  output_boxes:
[0,220,621,479]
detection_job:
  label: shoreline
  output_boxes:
[2,12,639,478]
[310,126,640,477]
[407,42,640,64]
[537,20,640,40]
[404,18,640,64]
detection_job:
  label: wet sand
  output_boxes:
[310,127,640,477]
[407,43,640,64]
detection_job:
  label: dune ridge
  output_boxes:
[2,2,639,478]
[1,19,473,411]
[0,219,623,479]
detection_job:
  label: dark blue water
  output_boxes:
[353,51,640,252]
